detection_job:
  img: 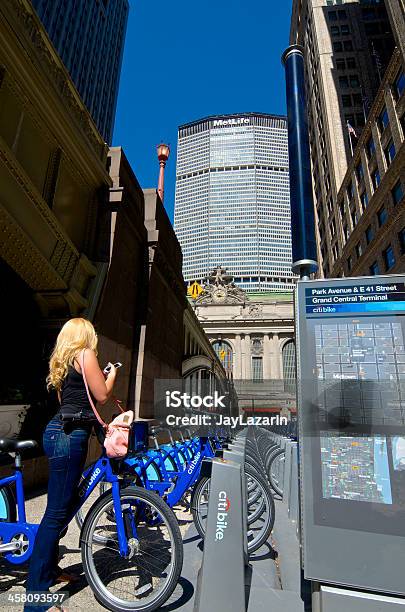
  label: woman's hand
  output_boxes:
[105,363,117,380]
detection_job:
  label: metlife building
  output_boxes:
[174,113,294,292]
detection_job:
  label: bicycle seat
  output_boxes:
[0,439,38,453]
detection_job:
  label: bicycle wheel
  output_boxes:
[192,466,275,554]
[0,485,16,522]
[268,448,285,497]
[81,486,183,612]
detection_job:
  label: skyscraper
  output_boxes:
[174,113,294,293]
[31,0,129,144]
[290,0,395,277]
[289,0,405,281]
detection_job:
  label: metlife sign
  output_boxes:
[212,117,250,128]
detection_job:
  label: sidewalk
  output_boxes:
[0,493,303,611]
[0,490,193,612]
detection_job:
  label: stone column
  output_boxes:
[270,333,281,379]
[278,338,284,380]
[245,334,252,379]
[240,335,246,379]
[234,334,242,380]
[263,334,271,380]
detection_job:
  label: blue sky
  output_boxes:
[113,0,293,222]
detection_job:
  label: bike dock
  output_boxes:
[169,429,305,612]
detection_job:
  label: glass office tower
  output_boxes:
[32,0,129,144]
[174,113,294,292]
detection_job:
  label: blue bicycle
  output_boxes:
[0,431,183,612]
[75,426,219,529]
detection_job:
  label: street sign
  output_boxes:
[296,275,405,596]
[188,281,203,299]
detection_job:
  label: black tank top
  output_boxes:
[59,365,96,421]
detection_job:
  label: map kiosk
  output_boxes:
[296,275,405,601]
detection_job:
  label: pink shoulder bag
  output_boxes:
[80,350,134,458]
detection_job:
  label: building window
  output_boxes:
[344,40,353,51]
[356,242,363,258]
[333,41,343,52]
[356,162,364,181]
[349,74,360,87]
[377,207,388,226]
[347,255,353,270]
[351,208,357,226]
[346,57,356,69]
[352,93,362,107]
[399,113,405,139]
[370,261,380,276]
[392,180,404,205]
[336,58,346,70]
[282,341,296,392]
[371,168,381,190]
[383,245,396,270]
[394,70,405,100]
[366,136,376,158]
[360,191,368,209]
[366,225,374,244]
[347,182,354,200]
[378,107,389,132]
[212,340,233,376]
[385,140,396,166]
[342,94,351,108]
[331,25,340,35]
[252,356,263,382]
[341,24,350,35]
[328,10,338,20]
[399,227,405,254]
[338,9,347,19]
[339,76,349,88]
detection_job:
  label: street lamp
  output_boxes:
[157,143,170,203]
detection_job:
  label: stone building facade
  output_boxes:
[290,0,396,278]
[328,49,405,278]
[0,4,226,486]
[191,268,296,414]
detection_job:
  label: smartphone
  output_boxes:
[103,362,123,374]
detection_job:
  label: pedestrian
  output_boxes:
[25,317,117,611]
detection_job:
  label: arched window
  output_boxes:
[212,340,233,376]
[282,340,296,391]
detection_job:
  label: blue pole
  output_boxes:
[282,45,318,279]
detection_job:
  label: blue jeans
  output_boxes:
[25,417,91,611]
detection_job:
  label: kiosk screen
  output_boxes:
[299,280,405,535]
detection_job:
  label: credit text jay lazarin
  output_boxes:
[165,415,288,427]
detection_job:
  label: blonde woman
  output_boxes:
[25,318,117,611]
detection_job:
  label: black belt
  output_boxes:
[58,412,96,424]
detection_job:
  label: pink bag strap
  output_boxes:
[80,349,107,428]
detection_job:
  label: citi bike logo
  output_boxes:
[187,451,201,475]
[79,467,101,497]
[215,491,231,541]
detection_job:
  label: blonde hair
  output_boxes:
[47,318,98,391]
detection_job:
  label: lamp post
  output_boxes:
[157,143,170,203]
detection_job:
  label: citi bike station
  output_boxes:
[296,275,405,610]
[0,45,405,612]
[183,274,405,612]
